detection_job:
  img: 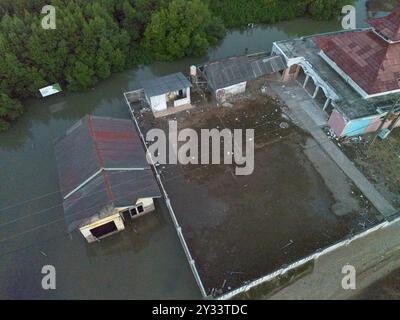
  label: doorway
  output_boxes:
[90,221,118,239]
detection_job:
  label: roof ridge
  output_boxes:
[86,115,114,203]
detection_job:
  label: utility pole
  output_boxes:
[371,97,400,145]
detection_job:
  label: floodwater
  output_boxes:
[0,0,389,299]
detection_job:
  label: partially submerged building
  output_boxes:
[198,54,286,102]
[141,72,192,116]
[55,115,161,243]
[273,6,400,137]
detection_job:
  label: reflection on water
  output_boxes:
[0,0,391,299]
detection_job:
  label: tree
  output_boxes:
[143,0,226,61]
[0,93,23,131]
[0,0,353,132]
[66,60,96,91]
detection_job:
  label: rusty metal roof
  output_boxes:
[368,5,400,42]
[55,116,161,232]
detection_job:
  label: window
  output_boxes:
[177,89,187,100]
[90,221,118,239]
[120,209,130,221]
[129,207,138,218]
[137,205,144,214]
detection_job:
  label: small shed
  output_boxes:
[200,54,286,102]
[141,72,192,114]
[55,115,161,243]
[201,56,254,101]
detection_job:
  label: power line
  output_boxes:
[0,189,61,213]
[0,176,162,244]
[0,170,156,228]
[1,112,395,240]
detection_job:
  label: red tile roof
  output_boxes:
[314,30,400,95]
[367,5,400,42]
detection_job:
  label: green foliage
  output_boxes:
[0,93,23,131]
[0,0,352,130]
[0,0,146,128]
[308,0,350,21]
[142,0,226,61]
[208,0,352,28]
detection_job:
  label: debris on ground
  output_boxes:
[279,122,290,129]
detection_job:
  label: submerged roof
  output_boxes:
[367,5,400,42]
[141,72,191,97]
[314,29,400,96]
[202,54,286,91]
[55,116,161,232]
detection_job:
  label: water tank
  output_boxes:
[190,65,197,77]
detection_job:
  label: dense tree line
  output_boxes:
[0,0,349,131]
[208,0,351,27]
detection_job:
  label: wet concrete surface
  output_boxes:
[135,96,382,296]
[354,267,400,300]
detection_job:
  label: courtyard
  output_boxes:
[133,89,383,297]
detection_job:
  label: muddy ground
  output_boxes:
[134,83,382,297]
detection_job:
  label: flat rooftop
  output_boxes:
[276,31,400,120]
[133,94,383,297]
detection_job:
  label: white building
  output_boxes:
[141,72,192,116]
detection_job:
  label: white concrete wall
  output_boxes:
[136,197,156,213]
[79,214,125,243]
[216,82,247,101]
[174,87,191,107]
[149,94,167,112]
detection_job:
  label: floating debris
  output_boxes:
[279,122,289,129]
[281,239,294,250]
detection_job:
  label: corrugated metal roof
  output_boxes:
[203,56,254,91]
[251,55,286,78]
[55,117,99,200]
[55,116,161,232]
[203,55,286,91]
[55,116,150,197]
[141,72,191,97]
[63,170,161,232]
